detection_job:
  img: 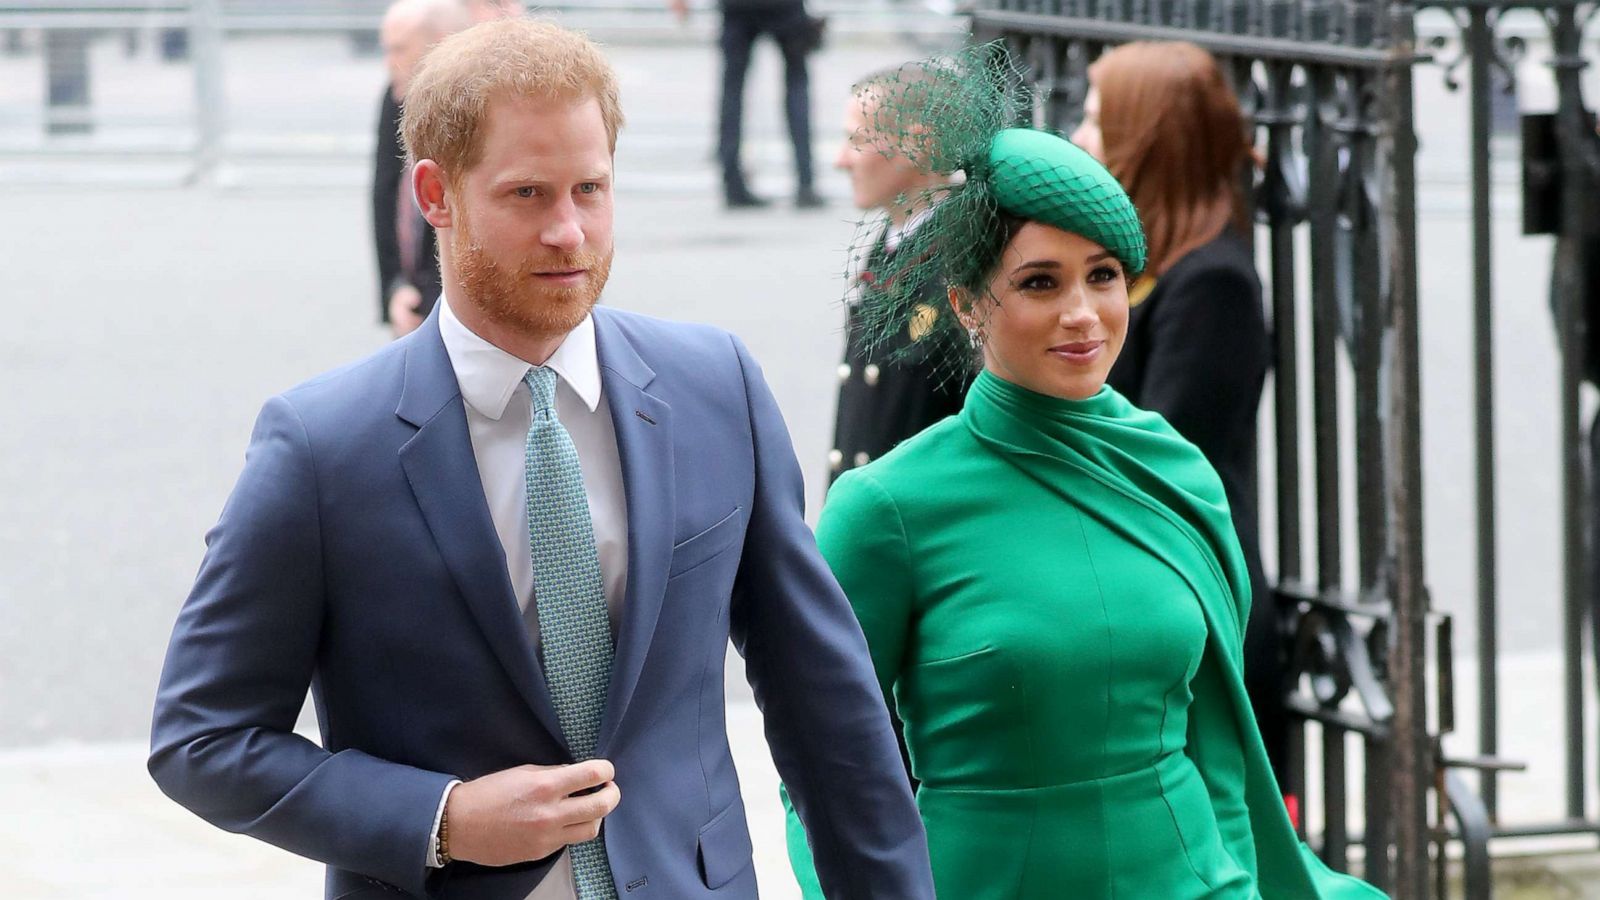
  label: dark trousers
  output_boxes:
[718,4,813,195]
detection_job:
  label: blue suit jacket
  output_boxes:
[149,306,933,900]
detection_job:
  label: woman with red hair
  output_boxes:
[1073,41,1290,804]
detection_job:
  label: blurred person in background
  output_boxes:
[827,67,968,486]
[1541,114,1600,701]
[373,0,475,339]
[1072,41,1289,807]
[152,18,933,900]
[670,0,824,208]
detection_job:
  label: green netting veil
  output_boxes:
[844,42,1147,382]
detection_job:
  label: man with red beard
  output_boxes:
[149,17,932,900]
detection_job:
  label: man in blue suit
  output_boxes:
[149,18,932,900]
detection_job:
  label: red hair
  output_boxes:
[1089,41,1254,276]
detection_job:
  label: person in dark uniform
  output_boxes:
[828,69,969,485]
[1074,42,1292,806]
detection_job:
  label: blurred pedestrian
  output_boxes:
[1582,214,1600,723]
[1545,114,1600,700]
[827,68,968,485]
[373,0,473,338]
[670,0,823,208]
[1072,41,1289,800]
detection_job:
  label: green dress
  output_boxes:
[783,371,1385,899]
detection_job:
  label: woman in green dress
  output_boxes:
[782,48,1385,899]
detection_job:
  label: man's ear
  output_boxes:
[414,159,453,229]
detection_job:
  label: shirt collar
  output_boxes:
[438,293,603,420]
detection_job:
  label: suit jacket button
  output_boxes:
[828,449,844,471]
[853,451,871,467]
[837,363,852,383]
[863,364,881,386]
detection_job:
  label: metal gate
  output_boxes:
[968,0,1600,896]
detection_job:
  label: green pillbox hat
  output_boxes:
[985,128,1148,276]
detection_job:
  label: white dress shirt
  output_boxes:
[429,295,631,900]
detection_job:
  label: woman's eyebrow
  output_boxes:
[1013,259,1062,272]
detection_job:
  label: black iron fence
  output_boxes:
[970,0,1598,896]
[1420,0,1600,874]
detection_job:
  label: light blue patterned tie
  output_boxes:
[522,366,618,900]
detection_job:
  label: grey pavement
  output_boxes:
[4,18,1600,899]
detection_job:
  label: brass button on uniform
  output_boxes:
[828,449,844,471]
[854,451,871,467]
[837,364,852,383]
[863,364,881,386]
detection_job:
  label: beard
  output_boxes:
[451,215,612,340]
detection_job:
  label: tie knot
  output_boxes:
[524,366,558,413]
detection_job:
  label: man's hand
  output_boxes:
[445,760,621,867]
[668,0,689,23]
[389,285,424,338]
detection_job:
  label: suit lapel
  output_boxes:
[395,313,570,754]
[592,310,675,754]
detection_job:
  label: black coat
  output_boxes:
[829,232,969,485]
[372,85,440,324]
[1106,230,1289,783]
